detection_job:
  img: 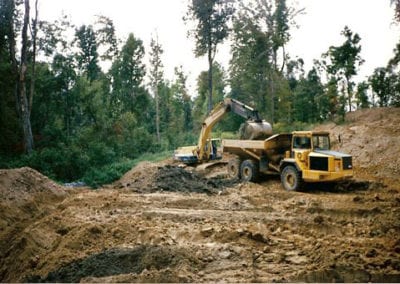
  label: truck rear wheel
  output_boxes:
[281,165,302,191]
[227,158,241,179]
[240,159,259,182]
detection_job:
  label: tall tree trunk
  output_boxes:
[29,0,39,115]
[155,85,160,143]
[7,0,20,118]
[346,76,352,112]
[207,44,213,114]
[19,0,34,153]
[269,70,275,125]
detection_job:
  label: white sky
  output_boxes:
[38,0,399,96]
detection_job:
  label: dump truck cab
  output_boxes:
[280,131,353,190]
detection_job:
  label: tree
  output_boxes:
[194,62,227,130]
[94,15,118,62]
[149,34,164,143]
[29,0,38,114]
[324,26,364,112]
[172,66,193,133]
[369,67,396,107]
[110,33,146,115]
[292,67,324,122]
[229,11,272,120]
[185,0,234,113]
[17,0,34,153]
[229,0,302,123]
[0,0,21,154]
[75,24,101,82]
[355,81,370,109]
[391,0,400,22]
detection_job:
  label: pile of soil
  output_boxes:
[29,245,200,283]
[0,167,66,281]
[115,162,235,194]
[0,167,66,202]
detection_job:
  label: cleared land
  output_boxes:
[1,107,399,282]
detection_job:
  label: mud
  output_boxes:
[1,108,400,283]
[27,245,200,283]
[115,162,236,194]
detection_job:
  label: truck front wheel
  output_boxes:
[281,165,302,191]
[240,159,259,182]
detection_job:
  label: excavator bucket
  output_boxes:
[240,121,273,140]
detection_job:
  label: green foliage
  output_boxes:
[369,67,398,107]
[110,33,146,115]
[355,81,370,108]
[194,63,227,129]
[75,25,101,82]
[185,0,234,112]
[323,26,364,112]
[82,151,172,188]
[273,121,314,133]
[185,0,235,58]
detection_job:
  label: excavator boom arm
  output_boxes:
[174,98,272,164]
[197,98,269,161]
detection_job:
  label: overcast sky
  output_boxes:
[38,0,399,95]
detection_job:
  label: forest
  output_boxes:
[1,0,399,186]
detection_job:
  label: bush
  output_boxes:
[82,159,135,188]
[82,151,172,188]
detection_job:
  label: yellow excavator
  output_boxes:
[173,98,273,164]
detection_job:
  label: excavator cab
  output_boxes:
[206,138,222,160]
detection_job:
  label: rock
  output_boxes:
[200,227,214,237]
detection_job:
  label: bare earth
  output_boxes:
[0,107,399,283]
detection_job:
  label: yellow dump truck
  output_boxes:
[222,131,353,191]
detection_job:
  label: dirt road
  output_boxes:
[1,107,400,282]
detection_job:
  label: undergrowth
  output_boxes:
[82,151,172,188]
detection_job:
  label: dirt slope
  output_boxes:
[0,167,66,281]
[0,107,399,283]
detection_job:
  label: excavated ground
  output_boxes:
[1,107,400,283]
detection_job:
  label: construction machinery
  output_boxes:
[222,131,353,191]
[173,98,272,164]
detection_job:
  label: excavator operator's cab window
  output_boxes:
[293,136,311,149]
[208,139,221,160]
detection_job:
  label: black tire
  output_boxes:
[240,159,259,182]
[227,158,241,179]
[281,165,302,191]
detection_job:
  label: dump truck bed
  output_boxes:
[222,134,292,164]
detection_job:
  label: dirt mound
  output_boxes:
[0,167,66,202]
[315,107,400,186]
[0,167,67,282]
[28,245,200,283]
[115,162,235,194]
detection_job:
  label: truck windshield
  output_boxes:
[312,135,330,150]
[293,136,311,149]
